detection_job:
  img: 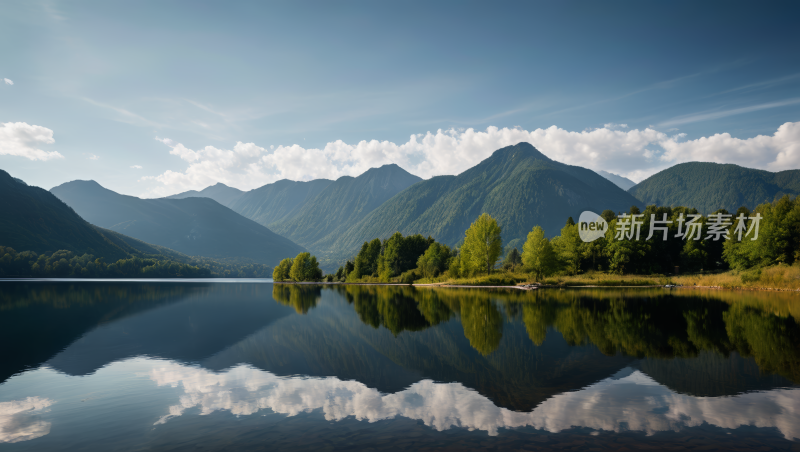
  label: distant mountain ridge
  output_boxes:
[629,162,800,214]
[316,142,643,263]
[165,182,244,206]
[269,164,422,249]
[228,178,334,227]
[597,170,636,190]
[50,180,304,266]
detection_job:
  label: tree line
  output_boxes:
[0,247,274,278]
[325,195,799,283]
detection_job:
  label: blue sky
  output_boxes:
[1,0,799,196]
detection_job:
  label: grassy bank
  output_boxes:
[410,265,800,291]
[673,264,800,291]
[414,271,667,287]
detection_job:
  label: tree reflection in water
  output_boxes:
[272,284,800,384]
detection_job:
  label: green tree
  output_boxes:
[289,252,322,282]
[502,247,522,270]
[353,239,382,278]
[378,232,434,279]
[273,258,293,281]
[521,226,556,280]
[553,223,582,275]
[417,242,451,278]
[461,213,503,275]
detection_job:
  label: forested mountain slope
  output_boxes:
[629,162,800,214]
[270,164,422,249]
[228,179,333,228]
[0,169,128,261]
[50,180,304,266]
[165,182,244,206]
[320,142,642,262]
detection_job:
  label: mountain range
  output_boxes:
[8,141,800,272]
[629,162,800,214]
[316,143,643,261]
[161,145,641,265]
[0,169,131,261]
[50,180,304,266]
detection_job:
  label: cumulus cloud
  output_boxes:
[0,122,63,161]
[3,78,12,85]
[131,165,142,169]
[149,362,800,440]
[143,122,800,197]
[0,397,54,444]
[87,154,99,160]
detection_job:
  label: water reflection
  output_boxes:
[273,284,800,385]
[0,282,212,382]
[0,397,54,444]
[149,360,800,439]
[1,281,799,449]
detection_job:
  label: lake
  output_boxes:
[1,281,798,451]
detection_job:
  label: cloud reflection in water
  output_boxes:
[0,397,54,444]
[150,363,800,439]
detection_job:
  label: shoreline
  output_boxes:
[275,281,800,293]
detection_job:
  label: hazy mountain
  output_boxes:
[50,180,304,266]
[629,162,800,214]
[165,182,244,207]
[269,164,422,249]
[93,225,193,263]
[321,143,643,262]
[0,169,128,261]
[597,170,636,190]
[228,179,333,228]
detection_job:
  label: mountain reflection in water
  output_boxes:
[0,281,798,450]
[148,361,799,439]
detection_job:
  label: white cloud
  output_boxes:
[149,362,800,440]
[0,397,54,444]
[87,154,99,160]
[143,122,800,197]
[0,122,63,161]
[3,78,12,85]
[131,165,142,169]
[603,123,628,129]
[660,121,800,171]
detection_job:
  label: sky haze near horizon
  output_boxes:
[1,0,799,197]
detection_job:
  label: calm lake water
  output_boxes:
[1,281,799,451]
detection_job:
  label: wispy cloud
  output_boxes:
[717,72,800,95]
[659,98,800,127]
[3,78,13,85]
[87,154,99,160]
[80,97,162,128]
[130,165,143,169]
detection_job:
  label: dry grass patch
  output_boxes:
[673,264,800,291]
